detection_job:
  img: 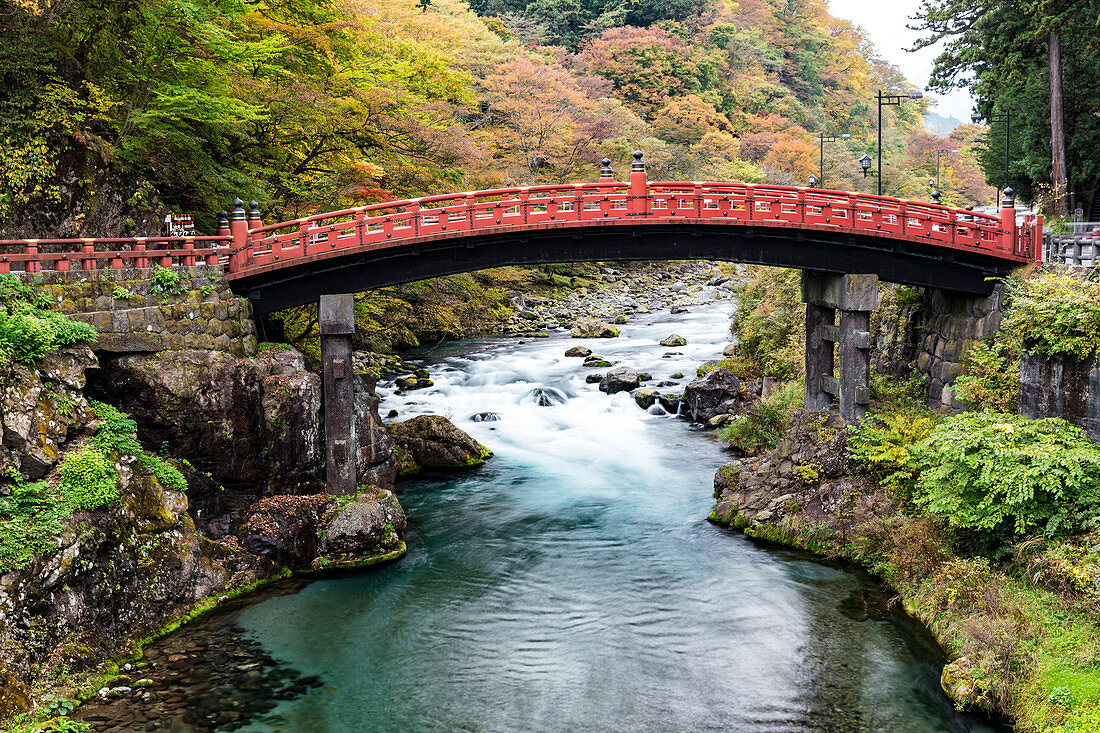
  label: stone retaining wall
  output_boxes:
[1020,351,1100,440]
[26,265,257,356]
[913,285,1004,407]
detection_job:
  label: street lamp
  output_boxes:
[817,132,850,188]
[931,148,958,190]
[876,90,923,195]
[859,154,873,178]
[971,110,1012,203]
[807,174,817,188]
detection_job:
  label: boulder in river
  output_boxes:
[659,334,687,347]
[657,393,682,414]
[634,388,658,409]
[683,368,743,422]
[584,357,612,368]
[600,366,643,394]
[585,374,603,384]
[319,488,406,559]
[564,346,592,358]
[722,343,737,357]
[571,317,620,338]
[388,415,493,476]
[470,412,501,422]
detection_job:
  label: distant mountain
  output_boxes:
[925,112,966,135]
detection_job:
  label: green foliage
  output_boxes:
[112,285,133,300]
[0,275,96,366]
[0,401,188,573]
[849,411,937,496]
[914,0,1100,207]
[717,380,802,455]
[953,341,1020,412]
[1001,273,1100,361]
[0,474,65,573]
[150,266,185,302]
[140,454,188,493]
[726,266,804,381]
[90,401,143,456]
[57,444,119,511]
[257,342,294,354]
[914,413,1100,544]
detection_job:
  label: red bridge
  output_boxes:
[1,153,1038,314]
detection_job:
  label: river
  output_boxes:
[198,301,996,733]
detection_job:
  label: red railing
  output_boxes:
[0,236,231,274]
[0,172,1038,280]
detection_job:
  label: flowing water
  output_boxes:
[189,303,999,732]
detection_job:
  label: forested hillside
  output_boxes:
[0,0,992,239]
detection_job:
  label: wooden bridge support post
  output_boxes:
[801,272,880,423]
[320,294,357,495]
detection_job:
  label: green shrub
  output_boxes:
[0,274,96,365]
[57,444,119,510]
[718,380,802,455]
[150,266,184,294]
[953,341,1020,412]
[140,453,187,492]
[1002,273,1100,361]
[913,413,1100,544]
[849,411,937,496]
[0,476,65,572]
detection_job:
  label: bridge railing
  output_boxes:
[0,157,1036,279]
[242,180,1025,277]
[0,236,231,274]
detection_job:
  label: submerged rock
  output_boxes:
[470,412,501,422]
[388,415,493,476]
[683,368,742,423]
[659,334,687,347]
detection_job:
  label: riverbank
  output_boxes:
[709,406,1100,732]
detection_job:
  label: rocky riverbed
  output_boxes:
[501,261,736,335]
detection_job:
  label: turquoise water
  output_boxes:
[231,303,1001,732]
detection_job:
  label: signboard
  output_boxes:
[165,214,196,236]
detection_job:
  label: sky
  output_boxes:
[827,0,976,123]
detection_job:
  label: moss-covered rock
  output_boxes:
[571,318,619,338]
[388,415,492,477]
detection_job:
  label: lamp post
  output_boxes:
[876,90,923,196]
[859,154,873,179]
[807,174,817,188]
[931,148,959,191]
[817,132,850,188]
[971,110,1012,204]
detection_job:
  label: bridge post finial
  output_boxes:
[1000,187,1017,255]
[931,190,941,205]
[247,200,262,229]
[228,197,249,274]
[599,157,613,182]
[628,150,647,216]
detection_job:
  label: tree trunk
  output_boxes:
[1049,30,1069,217]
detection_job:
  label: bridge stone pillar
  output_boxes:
[320,294,357,495]
[801,272,880,423]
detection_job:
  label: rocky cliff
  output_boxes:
[0,341,405,722]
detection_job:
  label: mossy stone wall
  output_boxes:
[25,265,257,356]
